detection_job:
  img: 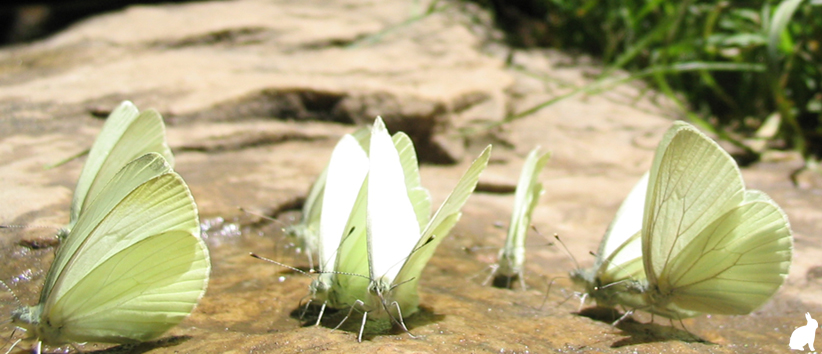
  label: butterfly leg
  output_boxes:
[388,301,417,339]
[297,296,312,320]
[358,310,368,343]
[481,264,499,286]
[332,299,365,332]
[577,292,588,312]
[611,309,634,326]
[517,271,527,291]
[676,318,703,341]
[539,276,557,310]
[314,301,327,326]
[3,338,21,354]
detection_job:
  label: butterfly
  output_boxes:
[307,123,432,323]
[284,127,371,270]
[354,117,491,340]
[11,153,210,353]
[66,101,174,236]
[490,147,551,289]
[571,120,792,321]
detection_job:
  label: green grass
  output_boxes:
[474,0,822,164]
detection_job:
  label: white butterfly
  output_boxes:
[11,153,210,353]
[571,121,792,320]
[67,101,174,235]
[490,147,551,289]
[356,117,491,340]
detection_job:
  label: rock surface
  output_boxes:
[0,1,819,353]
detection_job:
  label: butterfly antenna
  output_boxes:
[281,227,371,282]
[539,275,571,310]
[0,224,59,231]
[0,280,22,307]
[43,148,89,170]
[462,244,497,254]
[551,233,580,270]
[253,254,335,325]
[596,278,635,291]
[529,225,555,247]
[237,207,287,227]
[249,253,312,278]
[382,233,438,279]
[387,277,415,292]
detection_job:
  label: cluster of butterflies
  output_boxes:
[286,117,493,342]
[5,100,794,352]
[284,118,794,337]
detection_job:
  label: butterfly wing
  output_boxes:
[389,146,491,316]
[591,172,650,284]
[393,132,432,230]
[329,178,371,307]
[303,125,371,230]
[70,102,174,230]
[597,173,648,266]
[570,173,648,307]
[43,153,174,303]
[287,127,371,256]
[497,147,550,277]
[656,190,792,315]
[366,118,422,285]
[642,121,745,288]
[284,163,327,252]
[350,125,372,152]
[41,153,209,344]
[317,135,369,273]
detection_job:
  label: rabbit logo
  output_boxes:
[790,312,819,351]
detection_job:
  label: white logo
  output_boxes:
[790,312,818,351]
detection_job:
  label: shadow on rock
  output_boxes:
[85,335,192,354]
[577,307,711,347]
[290,303,444,341]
